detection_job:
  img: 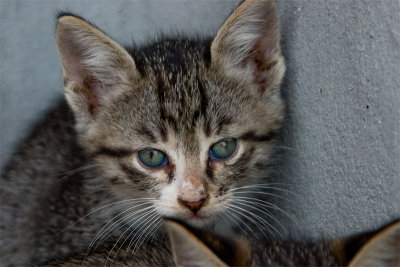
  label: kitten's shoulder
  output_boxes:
[0,100,106,265]
[1,99,80,176]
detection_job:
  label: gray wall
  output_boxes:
[1,0,399,239]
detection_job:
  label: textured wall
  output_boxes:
[1,0,399,239]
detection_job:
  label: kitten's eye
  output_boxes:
[138,149,168,168]
[210,139,237,160]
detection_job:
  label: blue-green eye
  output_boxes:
[138,149,168,168]
[210,139,237,160]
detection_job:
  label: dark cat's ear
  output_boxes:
[165,220,228,267]
[165,220,251,267]
[56,15,139,125]
[349,221,400,267]
[211,0,284,94]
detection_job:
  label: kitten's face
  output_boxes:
[86,49,284,226]
[56,0,285,228]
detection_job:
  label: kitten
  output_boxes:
[45,219,400,267]
[1,0,286,265]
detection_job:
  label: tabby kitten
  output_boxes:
[1,0,286,265]
[46,220,400,267]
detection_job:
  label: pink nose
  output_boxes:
[178,197,207,213]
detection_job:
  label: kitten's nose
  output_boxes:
[178,197,207,213]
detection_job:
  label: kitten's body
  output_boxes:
[0,102,112,265]
[46,220,400,267]
[1,0,287,265]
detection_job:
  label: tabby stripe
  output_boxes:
[156,77,176,137]
[197,77,208,116]
[198,78,211,136]
[137,125,156,143]
[119,163,143,183]
[240,131,276,142]
[216,116,233,135]
[93,147,134,158]
[206,157,214,180]
[235,146,255,172]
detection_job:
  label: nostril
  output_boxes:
[178,197,207,213]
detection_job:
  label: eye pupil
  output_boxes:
[210,139,237,160]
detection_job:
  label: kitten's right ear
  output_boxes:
[349,221,400,267]
[211,0,284,95]
[56,15,139,127]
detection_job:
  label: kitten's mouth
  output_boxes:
[189,213,202,220]
[184,211,213,227]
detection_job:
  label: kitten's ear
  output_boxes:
[165,220,251,267]
[56,15,139,123]
[211,0,285,94]
[165,220,228,267]
[349,221,400,267]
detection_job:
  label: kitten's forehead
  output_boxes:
[128,41,207,136]
[103,39,273,152]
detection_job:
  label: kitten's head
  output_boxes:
[56,0,285,228]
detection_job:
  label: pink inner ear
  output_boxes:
[239,18,280,92]
[61,51,103,116]
[61,51,86,84]
[81,76,101,115]
[249,38,279,93]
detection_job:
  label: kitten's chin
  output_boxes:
[185,214,213,228]
[166,212,215,228]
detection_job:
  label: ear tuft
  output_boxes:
[211,0,285,94]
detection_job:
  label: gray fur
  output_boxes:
[1,0,286,265]
[45,220,400,267]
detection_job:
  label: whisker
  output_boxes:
[85,202,154,257]
[233,198,286,237]
[233,197,288,233]
[91,205,155,253]
[230,190,293,203]
[273,145,296,151]
[61,198,156,234]
[229,204,278,239]
[228,183,297,195]
[57,164,99,177]
[233,196,300,228]
[113,210,159,262]
[130,216,162,257]
[226,206,258,239]
[127,213,159,255]
[105,208,156,265]
[222,208,251,239]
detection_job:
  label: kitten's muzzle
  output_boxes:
[177,196,209,214]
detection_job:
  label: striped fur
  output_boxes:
[1,0,286,265]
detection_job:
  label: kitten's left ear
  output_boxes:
[211,0,285,94]
[56,15,140,129]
